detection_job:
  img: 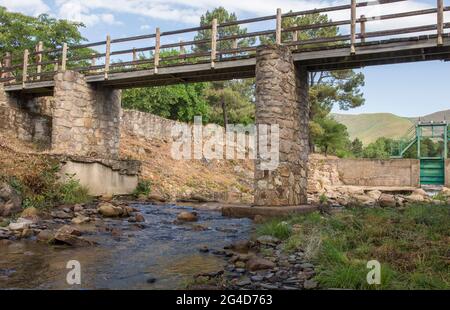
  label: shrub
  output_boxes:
[133,180,152,197]
[58,175,91,204]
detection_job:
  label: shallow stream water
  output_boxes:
[0,204,253,289]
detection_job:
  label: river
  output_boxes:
[0,204,253,289]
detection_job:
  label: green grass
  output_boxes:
[256,219,292,240]
[256,205,450,289]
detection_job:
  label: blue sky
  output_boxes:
[2,0,449,117]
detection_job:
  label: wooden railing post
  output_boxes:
[232,34,238,57]
[437,0,444,46]
[154,27,160,74]
[360,15,366,44]
[132,48,137,68]
[105,35,111,79]
[36,41,43,80]
[54,58,59,72]
[61,43,68,72]
[179,41,186,64]
[22,49,29,87]
[211,18,217,68]
[2,52,12,80]
[292,24,299,46]
[276,8,282,45]
[351,0,356,54]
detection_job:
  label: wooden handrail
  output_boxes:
[2,0,449,85]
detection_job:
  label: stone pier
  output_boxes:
[52,71,121,158]
[0,83,53,146]
[254,45,310,206]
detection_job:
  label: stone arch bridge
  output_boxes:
[1,0,449,206]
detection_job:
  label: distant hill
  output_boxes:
[332,113,414,145]
[332,109,450,145]
[410,109,450,123]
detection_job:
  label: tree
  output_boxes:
[351,138,364,157]
[313,117,351,156]
[363,137,394,159]
[0,7,91,75]
[205,84,255,126]
[194,8,256,126]
[122,82,210,123]
[194,7,255,54]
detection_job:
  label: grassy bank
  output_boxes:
[256,205,450,289]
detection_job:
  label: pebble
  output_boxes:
[304,279,318,290]
[146,278,157,284]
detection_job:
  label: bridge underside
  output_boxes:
[4,34,450,95]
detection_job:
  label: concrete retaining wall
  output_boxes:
[59,157,140,196]
[335,159,420,187]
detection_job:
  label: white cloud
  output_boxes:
[0,0,50,16]
[140,24,152,31]
[56,0,122,26]
[1,0,448,33]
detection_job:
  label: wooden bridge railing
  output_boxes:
[1,0,449,86]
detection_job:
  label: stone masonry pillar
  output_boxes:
[53,71,121,158]
[254,45,309,206]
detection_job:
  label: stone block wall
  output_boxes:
[121,109,182,141]
[0,83,52,146]
[52,71,121,158]
[254,45,309,206]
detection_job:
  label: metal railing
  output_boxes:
[0,0,448,86]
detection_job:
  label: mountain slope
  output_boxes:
[332,113,414,145]
[410,109,450,123]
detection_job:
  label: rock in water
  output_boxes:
[52,233,96,247]
[246,257,276,271]
[177,211,198,222]
[37,230,54,242]
[8,218,33,231]
[97,202,123,217]
[57,225,82,236]
[0,182,22,217]
[135,213,145,222]
[72,215,90,225]
[51,210,72,219]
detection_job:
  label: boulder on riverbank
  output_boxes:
[0,182,22,217]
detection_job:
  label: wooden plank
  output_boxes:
[351,0,357,54]
[211,18,218,68]
[105,35,111,79]
[276,8,282,45]
[155,27,160,74]
[61,43,68,72]
[22,49,29,87]
[437,0,444,45]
